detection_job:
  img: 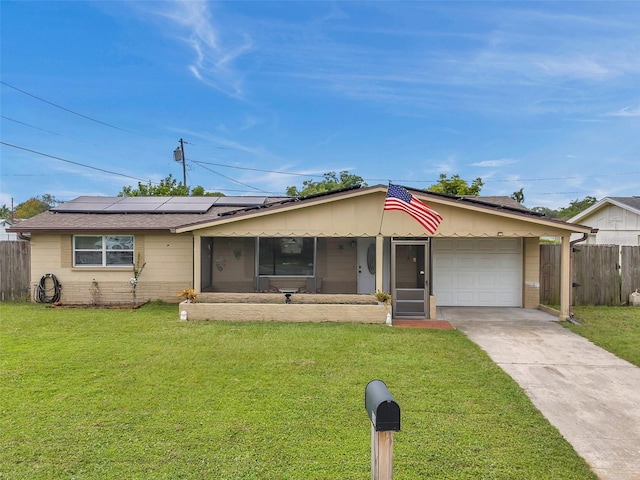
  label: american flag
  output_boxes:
[384,184,443,234]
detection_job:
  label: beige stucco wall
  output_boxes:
[522,237,540,308]
[180,301,388,323]
[187,190,581,239]
[30,233,193,304]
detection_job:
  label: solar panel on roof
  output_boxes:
[52,197,123,212]
[216,196,267,206]
[163,196,216,204]
[119,197,170,204]
[51,195,268,214]
[105,203,164,212]
[73,196,121,204]
[163,197,218,209]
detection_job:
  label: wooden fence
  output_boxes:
[0,240,31,301]
[540,244,640,306]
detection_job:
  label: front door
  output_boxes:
[357,237,377,294]
[392,240,429,318]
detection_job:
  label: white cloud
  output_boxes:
[604,106,640,117]
[145,1,253,97]
[471,158,517,167]
[432,157,457,174]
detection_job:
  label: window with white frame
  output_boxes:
[73,235,134,266]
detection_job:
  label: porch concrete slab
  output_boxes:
[441,307,640,480]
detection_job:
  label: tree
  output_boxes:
[286,171,366,197]
[511,188,525,204]
[119,174,222,197]
[556,196,597,220]
[532,196,598,220]
[15,194,60,218]
[0,204,11,219]
[427,174,484,196]
[531,206,559,218]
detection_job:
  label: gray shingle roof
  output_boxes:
[609,197,640,211]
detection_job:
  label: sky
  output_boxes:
[1,1,639,210]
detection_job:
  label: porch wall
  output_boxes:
[180,301,388,323]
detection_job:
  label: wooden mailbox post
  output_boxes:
[365,380,401,480]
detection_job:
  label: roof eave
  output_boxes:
[174,185,388,232]
[174,184,592,234]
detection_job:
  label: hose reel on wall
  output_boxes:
[35,273,62,303]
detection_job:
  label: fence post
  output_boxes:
[365,380,400,480]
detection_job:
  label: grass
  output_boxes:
[566,306,640,367]
[1,302,596,479]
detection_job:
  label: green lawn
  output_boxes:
[1,302,596,479]
[566,306,640,367]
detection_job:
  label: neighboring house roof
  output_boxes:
[9,185,587,234]
[0,219,18,240]
[569,197,640,223]
[463,195,529,212]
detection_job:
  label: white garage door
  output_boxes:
[432,238,522,307]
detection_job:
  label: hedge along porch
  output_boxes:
[174,185,592,320]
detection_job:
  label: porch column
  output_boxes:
[375,234,384,292]
[559,235,571,320]
[193,235,201,293]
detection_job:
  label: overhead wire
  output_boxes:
[1,83,262,193]
[190,159,327,179]
[1,81,147,137]
[190,160,270,193]
[1,115,100,145]
[4,83,638,196]
[190,158,640,187]
[1,142,156,184]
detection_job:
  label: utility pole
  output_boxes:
[173,138,187,188]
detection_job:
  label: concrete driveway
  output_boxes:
[439,307,640,480]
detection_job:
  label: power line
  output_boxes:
[1,115,93,143]
[191,159,326,178]
[191,160,270,194]
[470,171,640,184]
[189,158,640,185]
[1,81,146,137]
[1,142,154,184]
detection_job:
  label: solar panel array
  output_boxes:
[52,196,269,213]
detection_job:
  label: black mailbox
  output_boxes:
[365,380,401,432]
